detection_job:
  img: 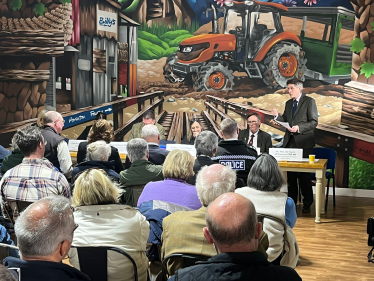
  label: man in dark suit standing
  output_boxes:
[124,124,169,168]
[238,113,272,153]
[272,78,318,213]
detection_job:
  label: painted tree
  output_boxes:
[350,0,374,85]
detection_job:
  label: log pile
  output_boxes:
[350,0,374,85]
[342,81,374,135]
[0,3,73,49]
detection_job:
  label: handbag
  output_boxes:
[367,217,374,263]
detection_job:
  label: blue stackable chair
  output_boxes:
[312,147,337,211]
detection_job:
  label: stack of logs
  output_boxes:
[350,0,374,85]
[0,60,50,125]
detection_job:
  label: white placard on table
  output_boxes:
[269,148,303,162]
[68,140,86,151]
[256,147,261,155]
[110,142,127,154]
[166,144,196,157]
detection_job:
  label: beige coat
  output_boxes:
[68,204,150,281]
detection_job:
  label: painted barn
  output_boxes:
[51,0,139,112]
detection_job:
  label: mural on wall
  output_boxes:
[0,0,373,190]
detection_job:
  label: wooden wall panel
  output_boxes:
[93,48,106,73]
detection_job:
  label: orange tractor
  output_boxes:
[163,0,307,90]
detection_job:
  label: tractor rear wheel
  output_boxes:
[163,53,185,83]
[261,43,307,88]
[194,62,234,91]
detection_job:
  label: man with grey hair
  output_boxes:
[238,112,272,153]
[162,164,269,275]
[41,111,73,178]
[124,124,169,168]
[3,196,90,281]
[213,118,258,187]
[119,138,163,187]
[0,126,70,222]
[168,193,301,281]
[188,131,218,185]
[72,140,119,182]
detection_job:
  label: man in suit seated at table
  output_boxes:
[161,164,269,275]
[124,124,169,168]
[188,131,218,185]
[128,110,166,141]
[238,112,272,153]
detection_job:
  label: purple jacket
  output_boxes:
[137,179,202,210]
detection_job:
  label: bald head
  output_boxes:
[196,164,236,206]
[205,193,258,249]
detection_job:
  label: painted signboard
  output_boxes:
[63,105,113,129]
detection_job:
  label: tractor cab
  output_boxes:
[222,1,286,62]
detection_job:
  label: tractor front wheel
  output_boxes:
[261,43,307,89]
[194,62,234,91]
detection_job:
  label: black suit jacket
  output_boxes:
[77,141,124,173]
[238,129,272,153]
[124,143,169,169]
[276,94,318,149]
[188,155,216,185]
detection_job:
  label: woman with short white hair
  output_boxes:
[72,140,119,182]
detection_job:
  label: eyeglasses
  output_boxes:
[72,223,79,234]
[248,121,259,124]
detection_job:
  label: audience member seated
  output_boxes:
[0,126,70,222]
[77,119,124,174]
[120,138,163,186]
[0,145,11,164]
[236,153,298,267]
[72,140,119,183]
[0,224,19,258]
[212,118,258,187]
[0,264,17,281]
[1,136,23,174]
[77,111,107,141]
[181,118,203,145]
[163,164,266,275]
[34,109,48,129]
[137,150,201,210]
[125,124,169,168]
[168,193,302,281]
[188,131,218,185]
[3,196,90,281]
[128,110,165,141]
[69,169,149,281]
[41,111,73,177]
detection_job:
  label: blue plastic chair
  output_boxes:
[312,147,336,211]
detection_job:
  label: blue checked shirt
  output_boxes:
[0,158,71,203]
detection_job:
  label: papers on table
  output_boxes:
[274,120,291,130]
[68,140,85,151]
[166,144,196,157]
[68,140,128,154]
[110,142,127,154]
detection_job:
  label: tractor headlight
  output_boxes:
[244,0,254,5]
[181,46,193,53]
